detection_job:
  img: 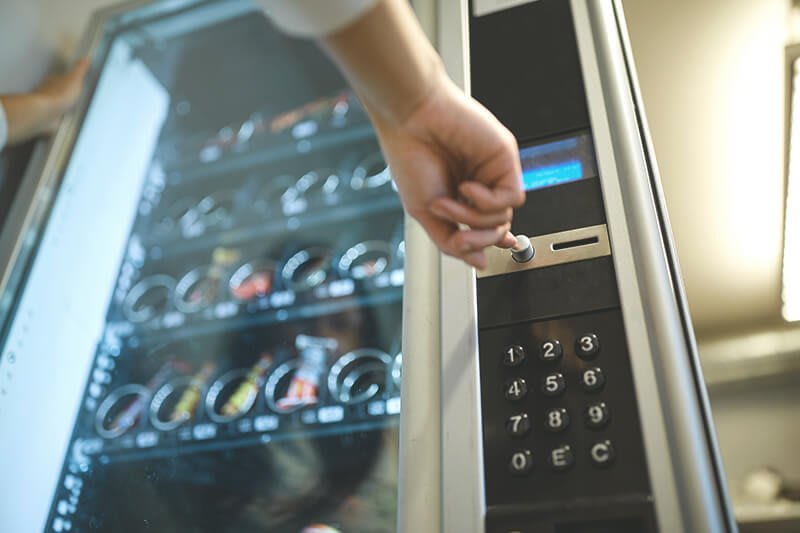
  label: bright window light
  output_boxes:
[783,58,800,321]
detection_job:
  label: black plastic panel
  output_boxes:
[469,0,590,143]
[477,257,619,328]
[511,178,607,237]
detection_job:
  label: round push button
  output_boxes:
[545,408,570,432]
[541,372,566,397]
[508,449,533,475]
[503,345,526,367]
[549,444,574,471]
[538,340,563,363]
[506,413,531,438]
[580,367,605,392]
[585,402,610,429]
[504,378,528,401]
[576,333,600,359]
[590,440,615,467]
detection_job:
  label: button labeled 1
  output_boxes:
[503,345,526,367]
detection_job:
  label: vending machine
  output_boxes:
[0,1,737,533]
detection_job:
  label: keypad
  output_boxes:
[492,329,620,482]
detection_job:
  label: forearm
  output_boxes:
[321,0,445,126]
[0,93,57,146]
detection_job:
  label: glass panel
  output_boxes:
[0,4,403,532]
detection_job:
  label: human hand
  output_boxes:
[368,70,524,269]
[33,58,90,131]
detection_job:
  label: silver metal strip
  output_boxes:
[477,224,611,279]
[573,1,732,531]
[438,1,487,532]
[398,4,444,532]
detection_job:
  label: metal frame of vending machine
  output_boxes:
[398,0,739,532]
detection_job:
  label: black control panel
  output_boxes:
[470,0,657,531]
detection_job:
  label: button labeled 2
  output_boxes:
[538,340,562,362]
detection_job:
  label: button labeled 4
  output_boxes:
[505,378,528,401]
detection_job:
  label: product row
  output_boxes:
[116,236,404,326]
[90,336,402,440]
[160,90,368,169]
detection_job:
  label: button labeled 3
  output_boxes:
[576,333,600,359]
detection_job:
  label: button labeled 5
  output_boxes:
[541,372,566,397]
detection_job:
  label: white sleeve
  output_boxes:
[256,0,379,37]
[0,101,7,151]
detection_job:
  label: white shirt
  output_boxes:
[256,0,378,37]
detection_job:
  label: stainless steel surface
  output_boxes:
[575,0,735,531]
[477,224,611,279]
[438,1,486,532]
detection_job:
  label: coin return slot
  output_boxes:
[551,236,599,251]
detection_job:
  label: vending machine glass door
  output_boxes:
[0,2,403,532]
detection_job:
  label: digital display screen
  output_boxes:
[519,131,597,191]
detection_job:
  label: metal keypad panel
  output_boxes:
[479,308,651,509]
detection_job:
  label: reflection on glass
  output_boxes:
[33,4,405,532]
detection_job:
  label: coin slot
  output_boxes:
[551,235,599,251]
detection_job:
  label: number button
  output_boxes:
[589,440,615,467]
[548,444,574,471]
[538,340,562,362]
[579,367,605,392]
[545,408,570,432]
[540,372,566,397]
[585,402,610,429]
[503,345,526,367]
[504,378,528,401]
[576,333,600,359]
[506,413,531,437]
[508,449,533,475]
